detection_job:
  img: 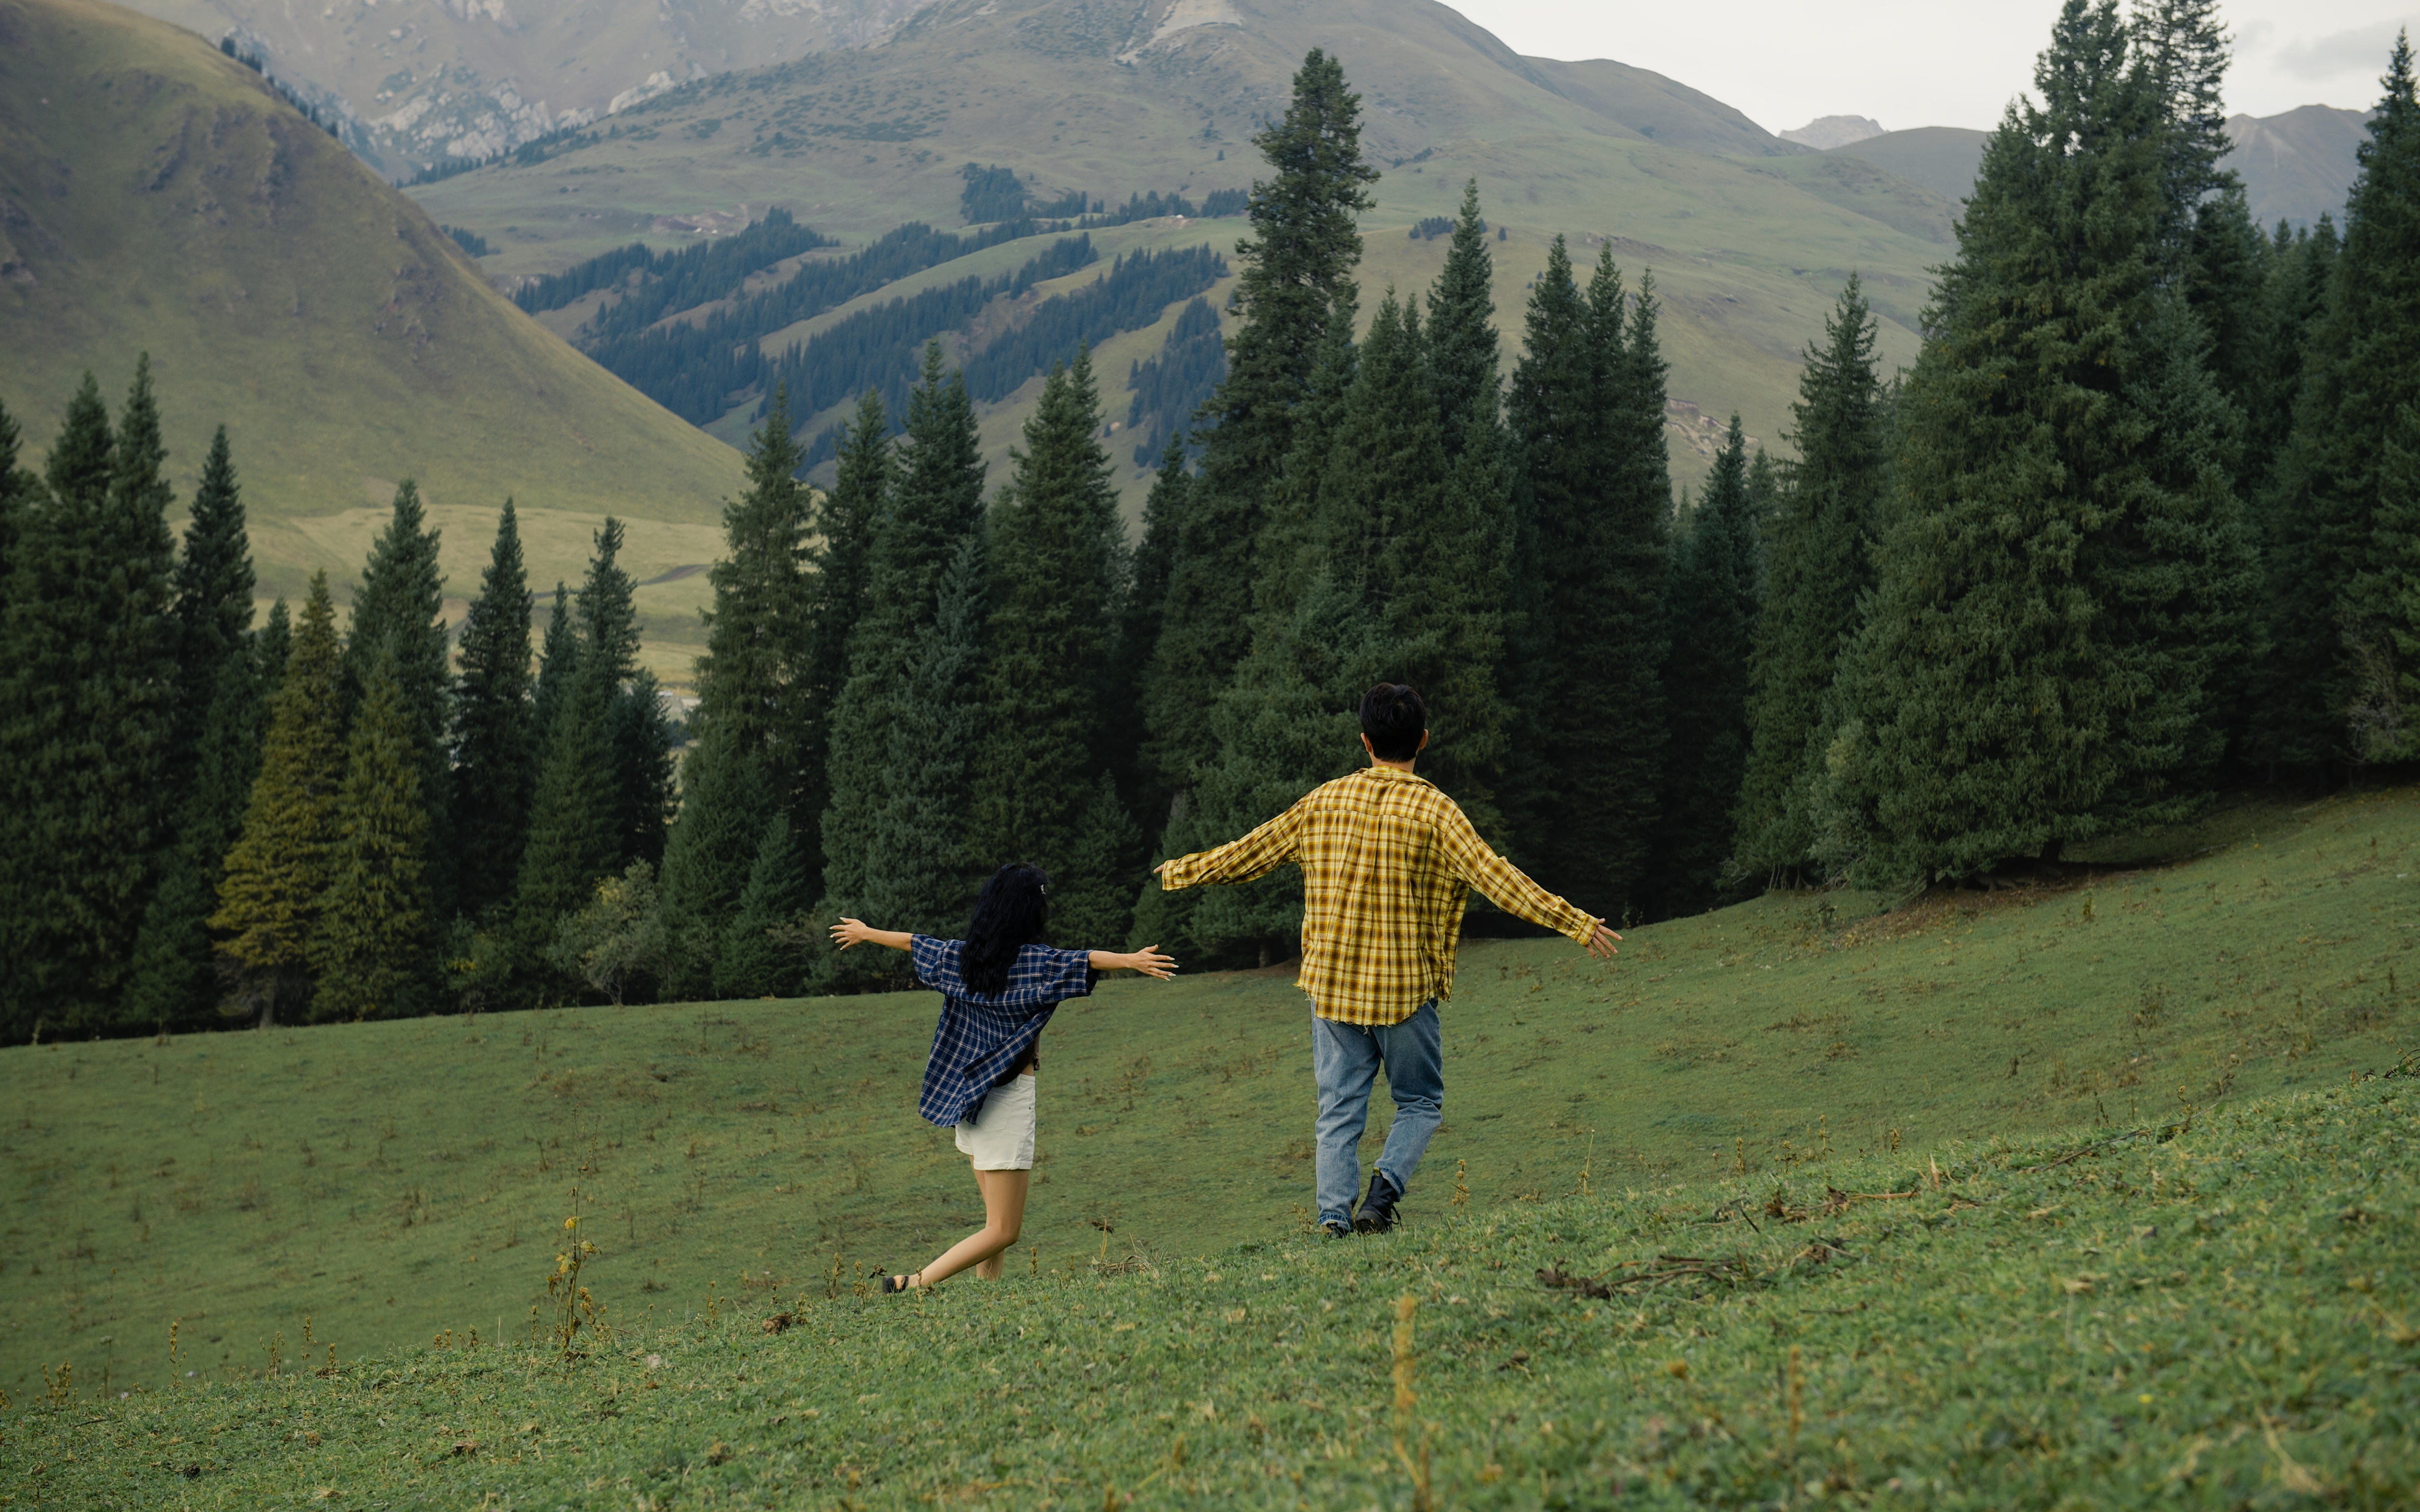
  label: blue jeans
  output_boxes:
[1312,1000,1443,1227]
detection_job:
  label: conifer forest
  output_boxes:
[2,4,2415,1044]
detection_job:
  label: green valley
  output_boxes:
[0,0,746,660]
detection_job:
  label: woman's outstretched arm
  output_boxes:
[1089,945,1177,979]
[829,918,913,952]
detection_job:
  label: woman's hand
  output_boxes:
[1091,945,1178,980]
[829,918,912,952]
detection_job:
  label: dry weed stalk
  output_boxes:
[1390,1296,1435,1511]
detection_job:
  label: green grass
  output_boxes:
[0,0,746,624]
[3,779,2413,1427]
[7,1066,2414,1506]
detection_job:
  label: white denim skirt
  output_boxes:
[954,1071,1037,1170]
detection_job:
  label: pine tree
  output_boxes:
[166,427,254,767]
[1147,49,1377,801]
[795,386,890,863]
[257,598,293,694]
[451,502,537,921]
[1814,0,2256,883]
[124,639,268,1031]
[2271,33,2420,765]
[662,390,818,994]
[212,573,345,1026]
[714,812,812,999]
[1652,416,1760,916]
[1426,179,1499,464]
[692,385,812,800]
[819,344,986,944]
[343,479,453,918]
[657,725,775,996]
[1107,430,1190,836]
[125,427,263,1029]
[0,364,179,1037]
[1733,277,1889,884]
[533,584,576,737]
[573,517,674,871]
[1503,243,1670,919]
[973,350,1129,909]
[310,646,436,1021]
[852,535,990,980]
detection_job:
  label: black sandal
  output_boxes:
[878,1271,918,1295]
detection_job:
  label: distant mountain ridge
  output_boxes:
[1815,107,2366,227]
[114,0,935,177]
[1781,115,1885,150]
[0,0,744,646]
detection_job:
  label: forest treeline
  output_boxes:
[2,3,2414,1038]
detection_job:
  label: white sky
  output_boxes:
[1440,1,2414,132]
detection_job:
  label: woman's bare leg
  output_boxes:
[901,1168,1030,1289]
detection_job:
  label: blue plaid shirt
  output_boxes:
[910,936,1098,1128]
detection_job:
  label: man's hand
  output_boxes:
[1092,945,1178,980]
[1585,921,1622,961]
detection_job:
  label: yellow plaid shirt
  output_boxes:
[1159,765,1600,1026]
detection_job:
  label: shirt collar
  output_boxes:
[1358,764,1429,784]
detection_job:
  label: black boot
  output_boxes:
[1354,1169,1402,1234]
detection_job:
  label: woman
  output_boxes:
[830,863,1175,1292]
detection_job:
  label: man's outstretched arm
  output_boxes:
[1154,803,1305,891]
[1437,810,1622,959]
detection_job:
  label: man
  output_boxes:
[1155,683,1620,1236]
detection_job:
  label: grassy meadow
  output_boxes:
[7,1073,2414,1507]
[2,779,2411,1440]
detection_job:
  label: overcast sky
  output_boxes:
[1440,1,2412,133]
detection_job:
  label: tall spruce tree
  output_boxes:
[1503,243,1670,920]
[124,636,268,1029]
[343,479,453,918]
[661,392,816,993]
[310,646,436,1021]
[451,501,537,922]
[511,524,651,994]
[691,386,812,799]
[1145,49,1377,802]
[2268,34,2420,765]
[0,364,179,1037]
[819,344,987,971]
[852,534,990,980]
[258,597,293,694]
[1652,416,1760,916]
[714,812,812,999]
[972,349,1130,937]
[1160,298,1374,964]
[575,517,675,871]
[1813,0,2256,884]
[533,584,576,736]
[212,574,345,1026]
[796,387,890,858]
[124,425,262,1029]
[1427,179,1500,464]
[166,427,254,766]
[1107,430,1190,836]
[1733,277,1889,884]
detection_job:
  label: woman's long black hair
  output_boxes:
[962,863,1049,996]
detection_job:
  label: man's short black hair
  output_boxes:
[1360,683,1427,760]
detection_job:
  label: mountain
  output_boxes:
[114,0,933,178]
[1781,115,1885,150]
[406,0,1958,508]
[2224,105,2372,229]
[1821,110,2368,226]
[0,0,746,679]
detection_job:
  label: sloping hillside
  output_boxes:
[1823,111,2366,226]
[2225,104,2373,227]
[0,0,745,640]
[410,0,1958,499]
